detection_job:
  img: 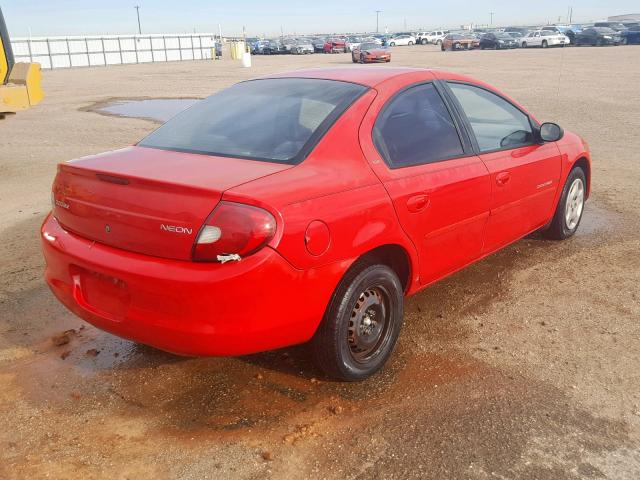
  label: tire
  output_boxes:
[542,40,548,48]
[453,42,460,50]
[543,167,587,240]
[421,39,428,45]
[360,53,365,64]
[436,39,442,47]
[522,42,527,48]
[390,42,395,46]
[312,263,404,381]
[408,41,414,45]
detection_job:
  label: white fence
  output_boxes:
[10,33,218,69]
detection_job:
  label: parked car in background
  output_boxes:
[351,42,391,63]
[416,32,429,44]
[574,27,622,46]
[312,37,327,52]
[261,39,282,55]
[388,34,416,46]
[622,25,640,45]
[324,37,347,53]
[345,36,363,52]
[594,22,628,32]
[291,39,314,54]
[521,30,569,48]
[42,68,591,381]
[441,33,480,51]
[479,32,518,49]
[425,30,448,45]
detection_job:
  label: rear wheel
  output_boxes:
[542,40,548,48]
[522,41,527,48]
[543,167,586,240]
[408,41,414,45]
[390,42,396,46]
[421,38,428,45]
[436,39,442,47]
[312,264,404,381]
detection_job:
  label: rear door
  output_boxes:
[360,78,491,286]
[444,81,561,254]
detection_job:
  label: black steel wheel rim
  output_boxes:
[347,285,393,363]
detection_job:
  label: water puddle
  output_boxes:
[93,98,200,122]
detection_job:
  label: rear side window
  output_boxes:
[448,83,533,152]
[373,83,464,168]
[139,78,367,164]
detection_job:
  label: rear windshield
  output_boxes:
[139,78,367,164]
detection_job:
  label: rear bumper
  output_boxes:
[41,215,343,356]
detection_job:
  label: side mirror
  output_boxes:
[539,122,564,142]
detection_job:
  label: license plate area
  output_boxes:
[70,266,130,321]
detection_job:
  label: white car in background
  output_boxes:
[425,30,448,45]
[388,34,416,46]
[521,30,569,48]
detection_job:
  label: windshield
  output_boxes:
[593,27,616,34]
[360,42,380,50]
[139,79,367,164]
[496,33,514,40]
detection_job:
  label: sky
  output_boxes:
[2,0,638,38]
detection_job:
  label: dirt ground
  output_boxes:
[1,45,639,479]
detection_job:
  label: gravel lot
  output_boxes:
[1,45,639,479]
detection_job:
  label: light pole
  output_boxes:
[375,10,382,33]
[489,11,494,26]
[134,5,142,34]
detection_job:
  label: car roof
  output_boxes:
[263,67,443,88]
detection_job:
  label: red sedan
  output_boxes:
[323,37,347,53]
[351,42,391,63]
[42,68,591,381]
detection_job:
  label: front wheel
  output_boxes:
[312,264,404,381]
[421,39,428,45]
[543,167,586,240]
[542,40,548,48]
[522,41,527,48]
[389,42,395,47]
[408,41,414,45]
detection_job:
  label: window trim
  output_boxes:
[443,80,541,155]
[138,78,370,166]
[372,80,474,170]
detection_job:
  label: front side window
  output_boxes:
[373,83,464,168]
[139,78,367,164]
[448,83,533,152]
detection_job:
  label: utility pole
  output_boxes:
[489,12,494,26]
[134,5,142,34]
[375,10,382,33]
[404,17,407,30]
[568,6,573,24]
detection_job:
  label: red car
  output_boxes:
[324,37,347,53]
[351,42,391,63]
[42,68,591,381]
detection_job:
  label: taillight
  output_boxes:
[192,202,276,262]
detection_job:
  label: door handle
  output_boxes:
[496,171,511,186]
[407,194,430,213]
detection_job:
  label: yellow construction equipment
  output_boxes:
[1,7,43,117]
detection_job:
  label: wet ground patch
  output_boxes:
[85,97,200,123]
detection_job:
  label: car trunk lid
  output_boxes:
[52,146,291,260]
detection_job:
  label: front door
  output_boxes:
[445,81,561,254]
